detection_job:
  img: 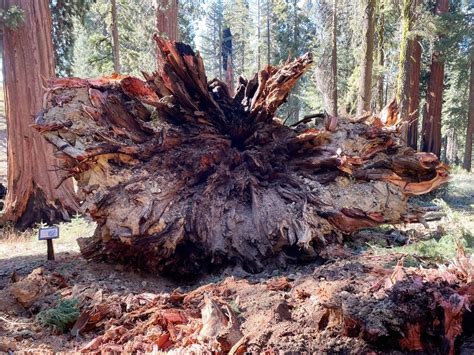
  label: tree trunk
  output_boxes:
[1,0,78,228]
[356,0,376,115]
[222,28,234,95]
[407,37,421,149]
[155,0,178,41]
[464,58,474,171]
[111,0,121,73]
[397,0,421,148]
[36,38,449,277]
[421,0,449,156]
[445,128,457,165]
[266,0,271,65]
[396,0,413,122]
[314,0,337,117]
[330,0,338,116]
[257,0,261,71]
[376,0,384,113]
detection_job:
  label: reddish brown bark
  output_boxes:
[421,0,449,156]
[155,0,178,41]
[1,0,78,228]
[464,58,474,171]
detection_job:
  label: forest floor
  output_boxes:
[0,171,473,353]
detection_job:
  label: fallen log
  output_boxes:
[35,37,449,276]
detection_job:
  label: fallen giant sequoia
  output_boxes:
[36,37,449,276]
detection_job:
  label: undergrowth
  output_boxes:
[366,169,473,263]
[37,298,80,333]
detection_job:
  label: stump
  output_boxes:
[35,37,449,276]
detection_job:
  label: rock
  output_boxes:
[273,301,292,321]
[8,268,52,308]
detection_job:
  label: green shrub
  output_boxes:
[37,298,80,333]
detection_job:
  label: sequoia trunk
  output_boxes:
[155,0,178,53]
[1,0,78,228]
[463,58,474,171]
[421,0,449,156]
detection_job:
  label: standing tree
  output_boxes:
[111,0,120,73]
[223,0,254,78]
[155,0,178,41]
[356,0,376,115]
[330,0,338,116]
[464,57,474,171]
[313,0,338,116]
[201,0,224,79]
[256,0,261,70]
[376,0,385,112]
[2,0,78,227]
[396,0,421,148]
[265,0,272,65]
[421,0,449,156]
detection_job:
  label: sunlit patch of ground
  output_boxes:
[0,216,96,259]
[360,169,474,264]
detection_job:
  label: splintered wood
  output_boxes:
[36,37,449,276]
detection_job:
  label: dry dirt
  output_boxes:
[0,216,473,354]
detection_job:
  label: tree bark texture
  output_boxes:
[111,0,121,73]
[356,0,376,115]
[421,0,449,157]
[2,0,78,228]
[463,58,474,171]
[330,0,338,116]
[376,0,384,113]
[155,0,178,41]
[397,0,420,147]
[407,37,421,149]
[36,38,449,277]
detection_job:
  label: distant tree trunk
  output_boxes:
[222,28,234,95]
[421,0,448,156]
[266,0,271,65]
[397,0,421,148]
[111,0,121,73]
[257,0,261,70]
[407,37,421,149]
[155,0,178,41]
[356,0,376,115]
[314,0,337,116]
[445,128,458,165]
[2,0,78,228]
[330,0,338,116]
[376,0,384,112]
[464,58,474,171]
[218,8,223,80]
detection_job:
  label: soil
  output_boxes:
[0,224,473,354]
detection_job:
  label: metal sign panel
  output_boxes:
[38,226,60,240]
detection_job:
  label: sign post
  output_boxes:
[38,226,59,261]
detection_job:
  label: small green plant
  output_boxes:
[37,298,80,333]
